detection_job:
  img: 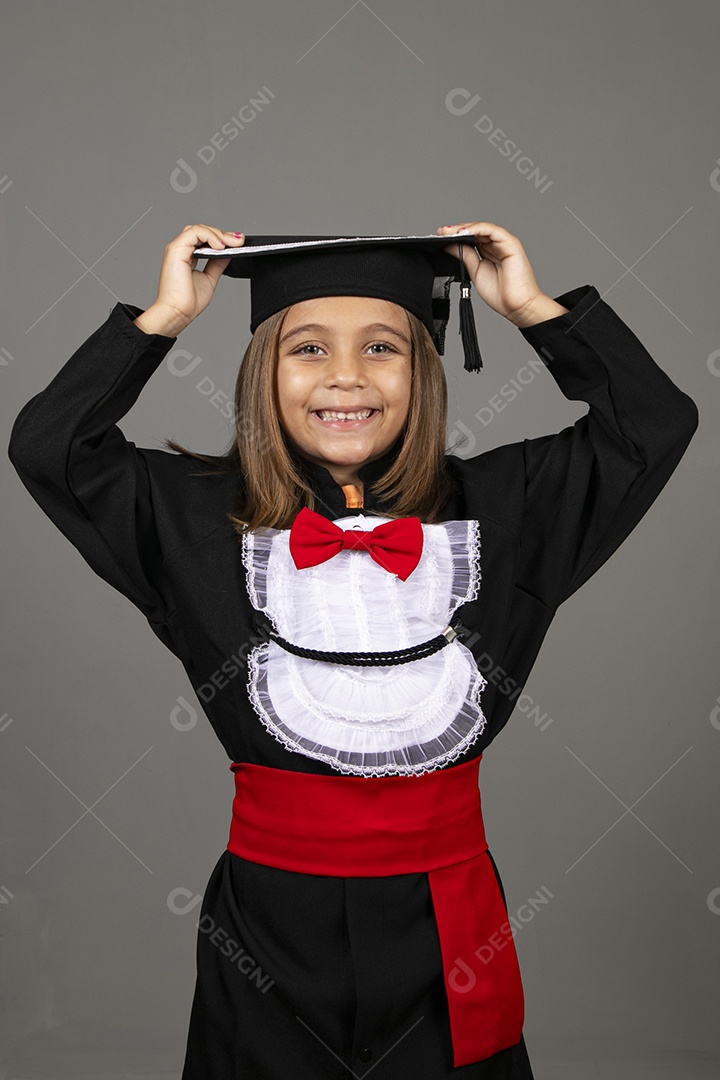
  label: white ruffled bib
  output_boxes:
[241,515,487,776]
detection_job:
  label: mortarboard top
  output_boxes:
[191,233,484,371]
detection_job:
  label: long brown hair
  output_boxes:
[162,303,458,535]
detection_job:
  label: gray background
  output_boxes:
[2,1,719,1077]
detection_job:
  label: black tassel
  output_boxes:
[458,281,483,372]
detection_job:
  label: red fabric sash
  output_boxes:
[226,754,524,1067]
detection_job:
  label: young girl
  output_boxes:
[8,222,699,1079]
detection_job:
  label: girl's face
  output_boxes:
[275,295,413,487]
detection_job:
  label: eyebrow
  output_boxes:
[279,321,411,346]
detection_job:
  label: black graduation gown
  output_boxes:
[7,285,699,1079]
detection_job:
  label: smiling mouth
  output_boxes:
[312,408,379,423]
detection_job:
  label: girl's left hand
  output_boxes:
[437,222,553,326]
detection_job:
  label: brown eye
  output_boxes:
[293,344,323,355]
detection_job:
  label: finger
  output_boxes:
[439,223,517,249]
[202,256,232,284]
[436,223,505,254]
[176,224,231,254]
[200,230,244,280]
[180,225,227,247]
[442,240,483,277]
[440,222,512,237]
[222,230,245,246]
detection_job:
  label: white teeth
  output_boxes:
[316,409,374,421]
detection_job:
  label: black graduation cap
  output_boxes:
[191,233,484,371]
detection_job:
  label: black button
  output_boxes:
[359,1047,372,1062]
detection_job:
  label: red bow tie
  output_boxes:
[288,507,423,581]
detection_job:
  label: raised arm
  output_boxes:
[7,224,243,627]
[515,284,699,608]
[8,305,181,624]
[438,221,699,610]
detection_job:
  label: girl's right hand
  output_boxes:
[139,224,244,336]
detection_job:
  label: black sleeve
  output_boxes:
[7,302,179,626]
[514,285,699,609]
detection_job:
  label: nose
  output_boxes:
[323,345,369,388]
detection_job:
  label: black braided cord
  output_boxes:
[252,614,469,668]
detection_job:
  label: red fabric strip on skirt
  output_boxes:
[226,753,524,1067]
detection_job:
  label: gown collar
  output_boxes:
[293,438,402,520]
